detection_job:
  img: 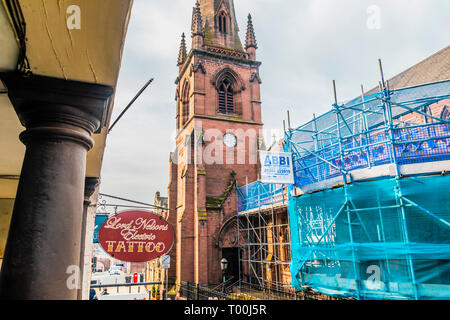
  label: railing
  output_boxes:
[235,281,347,300]
[211,276,235,293]
[237,181,287,214]
[178,280,345,300]
[235,281,299,300]
[90,281,162,295]
[292,122,450,187]
[179,281,231,300]
[286,81,450,190]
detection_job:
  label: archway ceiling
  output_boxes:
[0,0,133,188]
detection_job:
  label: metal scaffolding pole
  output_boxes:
[280,70,450,300]
[378,61,420,300]
[237,181,295,296]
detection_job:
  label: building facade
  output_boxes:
[145,191,170,298]
[0,1,133,299]
[168,0,264,287]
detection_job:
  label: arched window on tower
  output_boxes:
[218,11,227,34]
[218,78,234,114]
[181,81,190,126]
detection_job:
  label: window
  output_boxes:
[218,78,234,114]
[181,81,190,126]
[218,11,227,33]
[213,68,243,116]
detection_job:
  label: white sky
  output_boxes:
[99,0,450,207]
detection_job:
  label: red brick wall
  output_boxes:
[397,99,450,124]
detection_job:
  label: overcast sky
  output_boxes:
[98,0,450,208]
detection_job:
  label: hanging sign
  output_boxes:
[98,210,174,263]
[259,151,295,184]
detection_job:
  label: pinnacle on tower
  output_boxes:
[245,14,257,50]
[191,1,203,37]
[177,33,187,66]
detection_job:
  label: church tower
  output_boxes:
[168,0,263,288]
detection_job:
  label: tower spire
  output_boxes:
[177,33,187,66]
[245,14,257,60]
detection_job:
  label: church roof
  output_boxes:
[367,45,450,94]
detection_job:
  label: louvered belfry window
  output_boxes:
[218,79,234,114]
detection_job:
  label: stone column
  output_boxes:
[0,72,112,300]
[194,165,208,285]
[167,157,178,281]
[78,177,99,300]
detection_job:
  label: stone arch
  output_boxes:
[215,215,247,249]
[215,215,248,283]
[211,67,245,93]
[211,68,245,116]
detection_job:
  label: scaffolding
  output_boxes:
[237,181,293,294]
[284,65,450,300]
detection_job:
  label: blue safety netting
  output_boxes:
[287,175,450,300]
[237,181,287,213]
[286,80,450,300]
[289,80,450,189]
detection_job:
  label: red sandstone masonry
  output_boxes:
[167,159,178,280]
[171,1,263,287]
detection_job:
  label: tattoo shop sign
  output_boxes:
[98,210,174,263]
[259,151,294,184]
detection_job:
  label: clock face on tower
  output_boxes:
[223,133,237,148]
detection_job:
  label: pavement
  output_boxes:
[90,271,152,300]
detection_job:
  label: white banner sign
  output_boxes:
[259,151,294,184]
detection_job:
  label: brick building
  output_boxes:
[168,0,264,288]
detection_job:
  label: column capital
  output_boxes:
[0,72,114,149]
[84,177,100,204]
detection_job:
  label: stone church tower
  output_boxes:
[168,0,263,287]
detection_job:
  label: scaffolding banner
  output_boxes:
[259,151,294,184]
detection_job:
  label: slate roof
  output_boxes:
[367,45,450,94]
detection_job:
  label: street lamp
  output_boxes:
[220,258,228,293]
